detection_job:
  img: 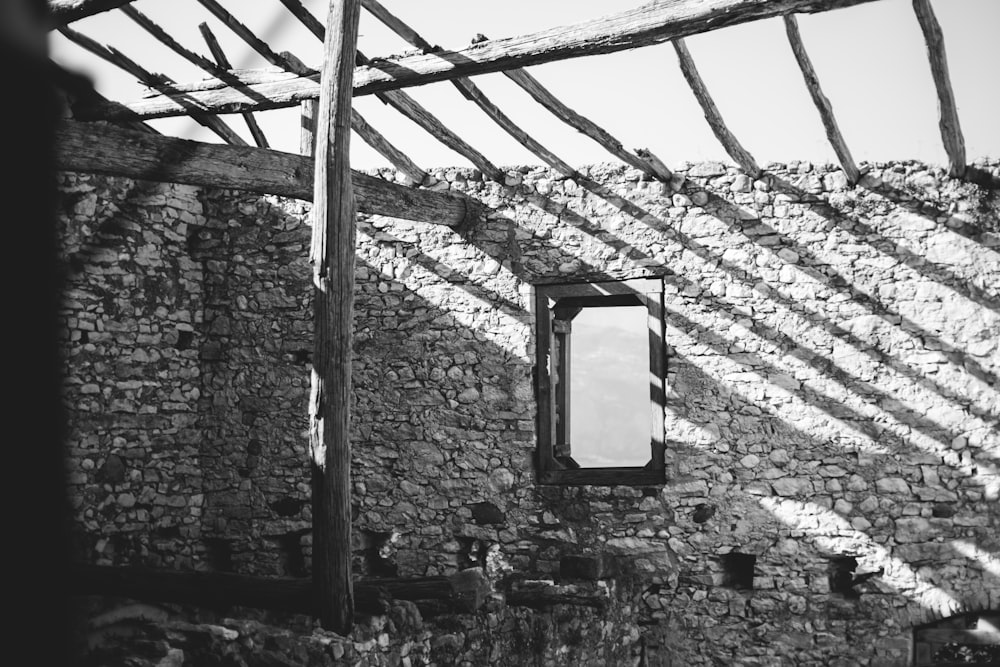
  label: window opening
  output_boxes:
[569,306,651,467]
[534,278,665,485]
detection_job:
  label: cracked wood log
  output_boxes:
[54,121,474,225]
[77,0,882,120]
[673,38,760,178]
[309,0,361,634]
[783,15,859,184]
[48,0,137,27]
[911,0,965,178]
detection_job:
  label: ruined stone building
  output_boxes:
[8,0,1000,665]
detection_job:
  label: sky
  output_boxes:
[49,0,999,173]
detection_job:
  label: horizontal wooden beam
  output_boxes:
[55,121,476,226]
[48,0,137,27]
[70,564,489,615]
[78,0,882,120]
[911,0,965,178]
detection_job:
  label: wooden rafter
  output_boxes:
[56,25,248,146]
[504,68,673,182]
[199,23,271,149]
[277,0,503,180]
[195,0,310,75]
[79,0,883,120]
[194,2,423,183]
[54,121,473,226]
[361,0,671,180]
[48,0,137,27]
[310,0,361,634]
[115,5,271,149]
[362,0,576,178]
[911,0,965,178]
[783,15,859,184]
[673,38,760,177]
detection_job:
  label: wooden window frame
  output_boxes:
[534,278,666,485]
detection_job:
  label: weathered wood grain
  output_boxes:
[911,0,965,178]
[783,15,859,184]
[54,121,474,225]
[49,0,137,27]
[505,68,673,181]
[279,0,503,180]
[673,38,760,177]
[309,0,361,633]
[199,22,270,148]
[79,0,882,120]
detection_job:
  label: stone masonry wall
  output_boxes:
[60,158,1000,666]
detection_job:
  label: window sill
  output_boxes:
[538,467,666,486]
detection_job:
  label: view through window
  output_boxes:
[569,305,651,468]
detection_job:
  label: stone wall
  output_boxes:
[59,158,1000,666]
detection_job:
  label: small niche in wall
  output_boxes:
[175,330,194,351]
[203,538,233,573]
[720,552,756,590]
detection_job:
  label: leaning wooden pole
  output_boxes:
[310,0,360,634]
[911,0,965,178]
[673,38,761,178]
[783,15,859,184]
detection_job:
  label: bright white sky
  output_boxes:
[51,0,999,172]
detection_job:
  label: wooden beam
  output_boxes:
[195,0,311,75]
[277,0,503,180]
[199,23,270,149]
[278,0,326,40]
[283,51,428,185]
[505,68,673,181]
[114,6,271,149]
[120,5,225,79]
[48,0,137,27]
[783,15,859,184]
[86,0,882,119]
[71,563,388,615]
[70,564,490,615]
[456,76,577,178]
[310,0,361,634]
[350,108,427,184]
[54,121,474,225]
[375,88,504,181]
[361,0,671,180]
[911,0,965,178]
[56,25,248,146]
[360,2,575,177]
[673,38,760,177]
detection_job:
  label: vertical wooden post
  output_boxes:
[310,0,361,633]
[301,99,317,157]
